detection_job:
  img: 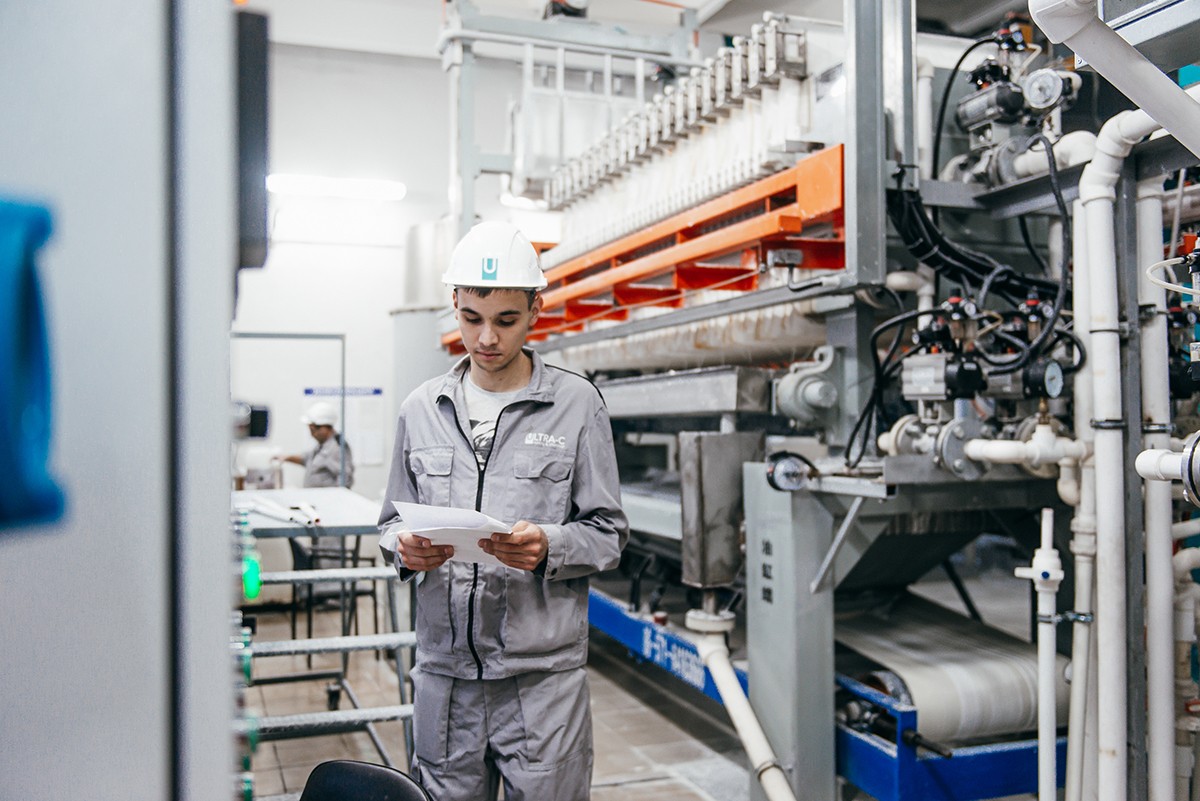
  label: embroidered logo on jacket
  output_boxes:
[525,432,567,448]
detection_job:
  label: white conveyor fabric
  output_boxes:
[836,596,1070,742]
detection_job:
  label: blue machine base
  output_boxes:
[588,588,1064,801]
[587,587,746,702]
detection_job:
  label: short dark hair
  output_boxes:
[455,286,539,309]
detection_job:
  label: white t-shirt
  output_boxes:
[463,372,525,468]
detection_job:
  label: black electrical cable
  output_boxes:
[989,132,1072,375]
[1018,216,1050,275]
[1053,328,1087,374]
[844,308,928,467]
[887,185,1057,302]
[931,37,1000,193]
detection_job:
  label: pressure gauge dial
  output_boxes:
[1023,358,1065,399]
[1022,69,1065,112]
[766,451,813,492]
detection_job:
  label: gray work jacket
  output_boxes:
[303,436,353,488]
[379,350,628,680]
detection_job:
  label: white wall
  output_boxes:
[233,43,523,502]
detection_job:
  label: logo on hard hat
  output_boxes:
[481,257,498,281]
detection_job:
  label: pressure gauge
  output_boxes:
[766,451,813,492]
[1022,69,1066,112]
[1023,358,1065,399]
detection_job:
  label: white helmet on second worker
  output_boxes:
[442,221,548,290]
[301,401,338,428]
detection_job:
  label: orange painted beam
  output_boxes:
[439,146,845,348]
[675,263,759,291]
[542,145,843,287]
[541,205,804,310]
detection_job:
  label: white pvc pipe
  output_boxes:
[1138,450,1187,483]
[1029,0,1200,159]
[1011,130,1100,178]
[963,424,1089,467]
[916,57,937,329]
[1066,199,1098,801]
[916,57,935,184]
[1173,519,1200,541]
[1138,177,1176,801]
[694,634,797,801]
[1078,111,1141,801]
[1035,509,1064,801]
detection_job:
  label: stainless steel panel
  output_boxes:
[679,431,764,588]
[599,366,772,418]
[620,489,683,541]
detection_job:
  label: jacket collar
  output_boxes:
[437,348,556,405]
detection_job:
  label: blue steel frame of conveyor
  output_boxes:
[589,590,1066,801]
[836,674,1068,801]
[587,588,747,703]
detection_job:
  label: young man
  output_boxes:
[379,221,628,801]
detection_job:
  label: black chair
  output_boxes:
[298,760,433,801]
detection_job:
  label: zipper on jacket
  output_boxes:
[448,410,487,680]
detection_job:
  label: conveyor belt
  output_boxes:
[837,595,1069,742]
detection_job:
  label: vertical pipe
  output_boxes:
[1138,178,1175,801]
[1067,198,1098,801]
[1084,192,1127,801]
[1038,509,1062,801]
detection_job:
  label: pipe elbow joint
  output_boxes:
[1028,0,1099,44]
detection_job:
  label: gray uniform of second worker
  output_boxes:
[302,436,353,488]
[379,351,628,800]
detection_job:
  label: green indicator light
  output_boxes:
[242,553,262,600]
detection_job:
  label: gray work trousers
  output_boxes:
[410,665,593,801]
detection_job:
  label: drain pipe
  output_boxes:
[1066,197,1099,801]
[1138,176,1177,801]
[687,607,797,801]
[1078,109,1139,801]
[1016,508,1066,801]
[1028,0,1200,159]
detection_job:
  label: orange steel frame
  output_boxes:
[442,144,845,352]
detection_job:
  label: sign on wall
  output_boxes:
[304,386,385,466]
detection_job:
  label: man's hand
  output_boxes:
[397,530,454,572]
[480,521,548,572]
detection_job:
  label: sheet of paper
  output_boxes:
[390,501,509,567]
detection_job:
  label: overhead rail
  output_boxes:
[442,144,844,352]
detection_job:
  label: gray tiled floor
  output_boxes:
[246,597,746,800]
[247,569,1032,800]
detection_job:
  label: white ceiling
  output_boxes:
[240,0,716,60]
[239,0,1021,60]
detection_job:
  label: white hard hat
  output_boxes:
[301,401,338,427]
[442,221,548,290]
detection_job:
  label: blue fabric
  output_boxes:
[0,198,64,528]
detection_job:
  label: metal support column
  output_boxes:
[745,464,837,801]
[882,0,917,172]
[844,0,887,288]
[1116,168,1149,801]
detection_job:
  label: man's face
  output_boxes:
[309,423,333,444]
[454,288,542,376]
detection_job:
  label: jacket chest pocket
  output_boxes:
[409,447,453,507]
[508,448,573,524]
